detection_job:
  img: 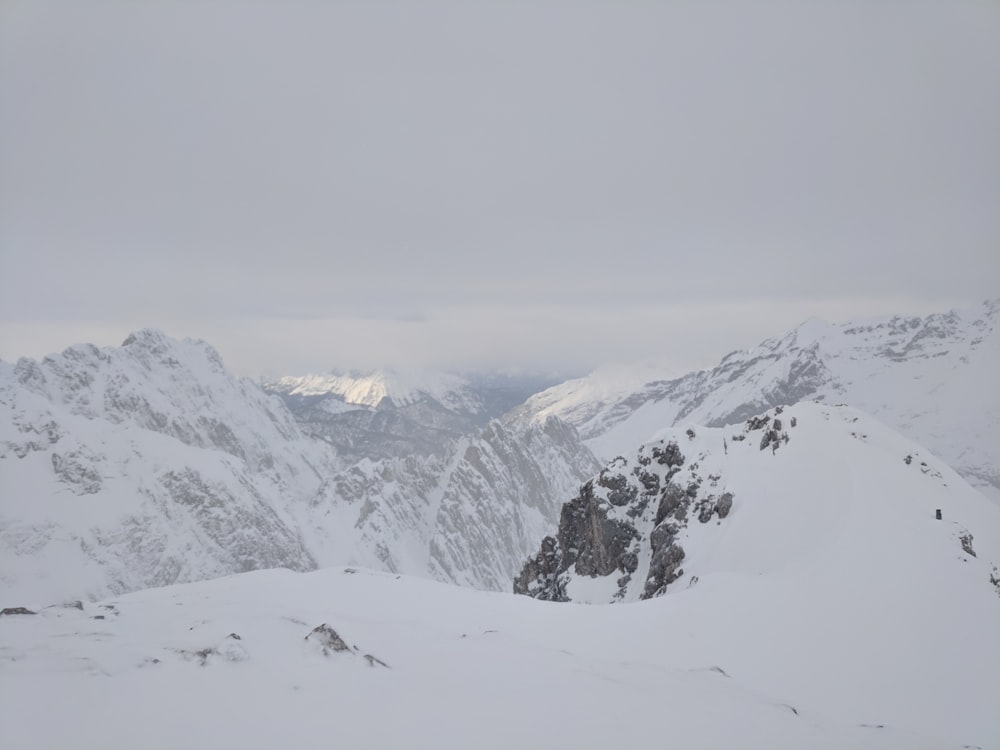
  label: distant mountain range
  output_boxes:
[2,299,996,609]
[3,302,999,749]
[263,369,562,462]
[516,401,999,604]
[0,331,596,602]
[511,299,1000,502]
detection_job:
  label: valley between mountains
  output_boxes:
[1,301,997,750]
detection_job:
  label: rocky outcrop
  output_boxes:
[515,409,800,603]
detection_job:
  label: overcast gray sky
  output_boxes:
[1,0,998,377]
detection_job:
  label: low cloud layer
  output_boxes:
[2,1,997,375]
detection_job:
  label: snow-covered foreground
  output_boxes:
[2,554,997,750]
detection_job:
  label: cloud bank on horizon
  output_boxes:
[1,0,997,375]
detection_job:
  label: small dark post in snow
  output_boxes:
[935,509,942,520]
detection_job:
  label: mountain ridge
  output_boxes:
[510,299,1000,501]
[0,331,597,603]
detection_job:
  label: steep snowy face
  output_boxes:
[0,331,339,603]
[0,332,597,602]
[265,369,558,462]
[516,402,1000,607]
[510,300,1000,500]
[302,417,601,592]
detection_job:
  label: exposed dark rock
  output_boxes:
[759,428,780,452]
[642,539,685,600]
[716,492,734,518]
[598,470,638,507]
[652,441,685,469]
[515,424,745,603]
[513,536,567,601]
[0,607,37,616]
[305,623,353,655]
[636,468,660,494]
[959,532,976,558]
[556,483,639,577]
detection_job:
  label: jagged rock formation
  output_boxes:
[510,300,1000,501]
[0,331,597,603]
[516,411,788,602]
[516,402,999,604]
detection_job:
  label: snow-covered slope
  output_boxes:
[2,554,997,749]
[511,300,1000,500]
[0,332,596,602]
[0,330,335,603]
[516,403,1000,605]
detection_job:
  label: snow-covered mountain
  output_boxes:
[510,300,1000,501]
[0,332,596,603]
[3,439,997,750]
[516,402,1000,604]
[0,330,334,604]
[265,368,560,462]
[267,369,485,412]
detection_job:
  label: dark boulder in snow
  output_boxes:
[305,623,353,655]
[0,607,37,616]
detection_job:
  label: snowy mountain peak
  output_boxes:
[510,300,1000,501]
[1,331,598,603]
[266,368,483,412]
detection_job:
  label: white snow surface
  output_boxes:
[511,300,1000,501]
[3,408,998,750]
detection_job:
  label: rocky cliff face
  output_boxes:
[515,402,996,604]
[515,413,784,602]
[0,332,596,603]
[510,300,1000,502]
[307,416,600,591]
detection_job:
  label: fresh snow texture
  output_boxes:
[2,552,996,750]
